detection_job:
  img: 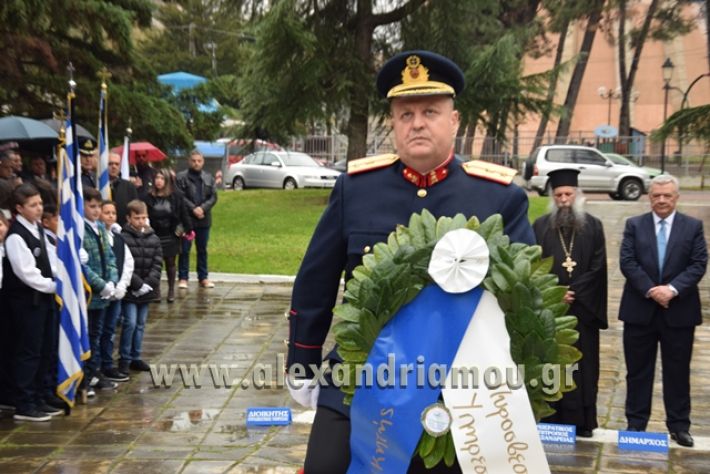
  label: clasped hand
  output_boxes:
[648,285,674,308]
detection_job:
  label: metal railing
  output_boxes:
[286,132,709,178]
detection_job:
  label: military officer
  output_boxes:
[287,50,535,473]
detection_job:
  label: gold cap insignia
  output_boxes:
[403,56,429,85]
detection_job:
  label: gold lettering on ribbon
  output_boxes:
[370,407,394,471]
[453,392,488,472]
[486,389,530,473]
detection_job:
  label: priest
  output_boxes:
[533,168,608,438]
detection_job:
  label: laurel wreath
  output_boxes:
[332,210,582,469]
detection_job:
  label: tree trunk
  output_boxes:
[532,19,569,150]
[556,5,603,140]
[345,5,374,161]
[618,0,660,138]
[344,0,427,161]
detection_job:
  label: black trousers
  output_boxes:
[8,294,54,413]
[623,317,695,432]
[304,406,462,474]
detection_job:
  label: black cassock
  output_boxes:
[533,212,608,432]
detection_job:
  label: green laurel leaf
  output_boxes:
[331,212,582,466]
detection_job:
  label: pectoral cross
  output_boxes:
[562,256,577,276]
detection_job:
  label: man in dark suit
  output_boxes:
[107,152,138,226]
[619,174,707,447]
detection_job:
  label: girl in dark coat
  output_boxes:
[145,168,192,302]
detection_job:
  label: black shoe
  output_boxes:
[103,368,130,382]
[0,402,15,412]
[670,431,694,447]
[13,410,51,422]
[118,361,130,374]
[44,395,67,410]
[626,426,643,432]
[577,429,594,438]
[95,378,118,391]
[130,360,151,372]
[38,404,64,417]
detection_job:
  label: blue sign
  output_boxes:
[246,407,292,426]
[537,423,576,444]
[618,431,669,453]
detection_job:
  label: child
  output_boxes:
[41,204,58,245]
[2,184,62,421]
[82,187,119,393]
[119,199,162,373]
[99,200,134,382]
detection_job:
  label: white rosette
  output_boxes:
[427,228,489,293]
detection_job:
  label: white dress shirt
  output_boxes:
[106,228,135,292]
[4,215,56,294]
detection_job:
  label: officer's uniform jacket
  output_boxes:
[287,154,535,415]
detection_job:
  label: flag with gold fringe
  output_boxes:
[55,78,91,406]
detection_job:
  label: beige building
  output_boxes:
[518,1,709,158]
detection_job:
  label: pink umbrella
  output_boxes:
[111,141,167,165]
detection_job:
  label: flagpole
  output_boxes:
[121,119,132,181]
[97,67,112,199]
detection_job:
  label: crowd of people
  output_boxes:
[0,142,218,421]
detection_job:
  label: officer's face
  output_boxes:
[390,95,459,171]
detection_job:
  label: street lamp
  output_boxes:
[660,58,674,174]
[597,86,620,126]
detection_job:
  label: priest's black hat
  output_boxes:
[547,169,580,189]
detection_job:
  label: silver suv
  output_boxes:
[522,145,651,201]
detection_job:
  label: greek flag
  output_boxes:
[98,85,110,199]
[55,104,90,406]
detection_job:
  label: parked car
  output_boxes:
[603,152,663,179]
[224,151,341,190]
[331,159,348,172]
[522,145,652,200]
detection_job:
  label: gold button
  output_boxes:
[417,189,427,198]
[363,245,371,254]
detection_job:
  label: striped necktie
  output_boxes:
[657,219,667,278]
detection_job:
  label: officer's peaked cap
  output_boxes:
[376,50,465,99]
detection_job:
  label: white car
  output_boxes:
[522,145,652,200]
[225,151,341,190]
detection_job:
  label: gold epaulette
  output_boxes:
[462,160,517,185]
[347,153,399,175]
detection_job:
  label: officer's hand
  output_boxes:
[287,378,319,410]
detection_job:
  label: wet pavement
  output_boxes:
[1,192,710,473]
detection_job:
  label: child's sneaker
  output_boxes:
[13,410,51,422]
[130,360,151,372]
[103,368,130,382]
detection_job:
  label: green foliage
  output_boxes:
[332,210,580,468]
[238,0,326,141]
[652,105,710,143]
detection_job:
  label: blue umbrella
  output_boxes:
[157,71,208,92]
[158,71,219,113]
[0,116,58,141]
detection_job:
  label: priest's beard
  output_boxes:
[549,193,586,232]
